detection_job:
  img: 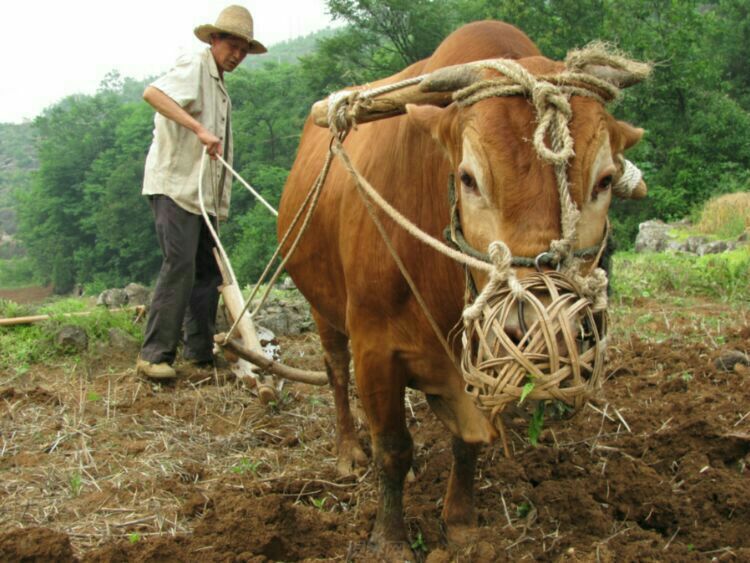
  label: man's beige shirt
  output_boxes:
[142,48,233,220]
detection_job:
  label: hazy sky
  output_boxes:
[1,1,337,124]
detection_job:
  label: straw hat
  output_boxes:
[194,5,267,54]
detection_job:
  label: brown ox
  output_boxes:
[278,21,647,551]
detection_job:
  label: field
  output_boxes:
[0,285,749,561]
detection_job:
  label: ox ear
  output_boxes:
[405,104,446,139]
[617,120,644,150]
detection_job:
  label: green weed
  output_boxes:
[311,497,327,510]
[519,380,535,405]
[528,402,546,446]
[516,502,532,518]
[230,458,262,475]
[411,532,427,553]
[69,472,83,497]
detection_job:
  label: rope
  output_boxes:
[613,156,643,198]
[223,147,335,344]
[215,154,278,217]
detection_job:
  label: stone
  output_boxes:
[634,220,671,253]
[697,240,729,256]
[54,325,88,353]
[96,288,128,308]
[108,328,139,352]
[684,235,709,253]
[124,283,151,307]
[280,276,297,290]
[714,350,750,372]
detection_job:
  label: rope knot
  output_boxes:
[327,90,359,138]
[488,240,512,271]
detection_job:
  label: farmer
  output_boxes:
[136,5,267,380]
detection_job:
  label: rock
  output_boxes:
[254,293,313,336]
[280,276,297,290]
[697,240,729,256]
[108,328,139,352]
[96,288,128,308]
[54,325,88,353]
[684,235,709,253]
[714,350,750,372]
[124,283,151,307]
[635,220,671,253]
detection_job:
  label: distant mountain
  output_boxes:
[242,27,338,69]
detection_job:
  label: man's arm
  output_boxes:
[143,86,222,158]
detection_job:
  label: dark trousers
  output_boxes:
[140,195,222,364]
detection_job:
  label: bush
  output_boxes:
[695,192,750,239]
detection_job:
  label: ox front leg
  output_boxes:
[354,347,414,555]
[371,431,413,548]
[316,317,367,476]
[442,437,481,543]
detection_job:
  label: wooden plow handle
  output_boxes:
[215,333,328,386]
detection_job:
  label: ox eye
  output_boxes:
[597,175,613,191]
[459,170,477,193]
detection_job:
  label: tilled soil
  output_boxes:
[0,297,748,562]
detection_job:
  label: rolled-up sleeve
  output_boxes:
[150,53,202,114]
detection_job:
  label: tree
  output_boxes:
[17,93,123,292]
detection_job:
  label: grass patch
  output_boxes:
[611,247,750,303]
[695,192,750,239]
[0,298,142,371]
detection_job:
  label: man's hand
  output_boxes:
[143,86,223,159]
[197,128,222,159]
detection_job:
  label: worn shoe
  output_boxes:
[136,357,177,380]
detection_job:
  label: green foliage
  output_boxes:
[0,300,142,370]
[411,531,428,552]
[230,458,263,475]
[519,380,535,404]
[69,472,83,497]
[528,401,546,446]
[4,0,750,287]
[611,248,750,303]
[516,501,532,518]
[0,257,39,287]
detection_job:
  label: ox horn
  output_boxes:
[419,64,483,93]
[566,42,652,88]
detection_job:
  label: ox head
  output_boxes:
[402,48,651,417]
[406,54,648,287]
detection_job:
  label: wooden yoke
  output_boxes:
[212,248,277,404]
[310,87,453,128]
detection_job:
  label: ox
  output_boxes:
[277,21,647,552]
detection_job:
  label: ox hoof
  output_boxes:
[336,440,368,477]
[445,524,479,547]
[357,539,413,562]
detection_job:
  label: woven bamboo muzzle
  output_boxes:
[460,272,607,428]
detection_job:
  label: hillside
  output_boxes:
[242,27,337,69]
